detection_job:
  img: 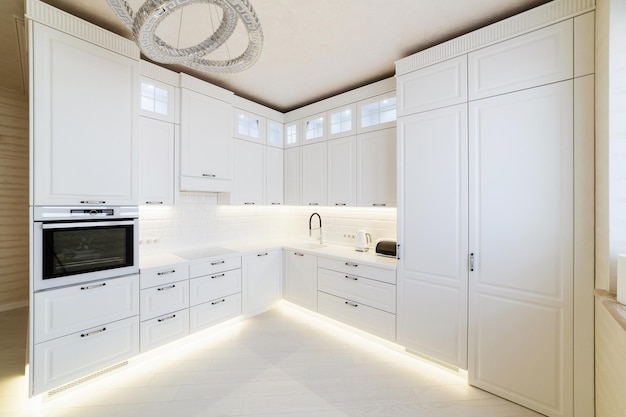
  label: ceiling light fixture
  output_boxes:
[106,0,263,73]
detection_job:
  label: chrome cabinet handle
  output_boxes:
[157,270,175,276]
[157,284,176,291]
[257,253,268,257]
[344,301,358,308]
[345,262,358,268]
[244,202,255,205]
[344,275,358,281]
[211,299,226,305]
[271,202,281,205]
[211,260,225,266]
[211,273,225,279]
[80,200,106,204]
[335,203,346,206]
[158,314,176,323]
[308,202,319,206]
[372,203,386,207]
[470,253,475,272]
[145,201,164,205]
[202,173,216,177]
[81,327,106,338]
[294,252,304,257]
[81,283,106,290]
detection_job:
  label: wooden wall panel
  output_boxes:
[0,93,29,309]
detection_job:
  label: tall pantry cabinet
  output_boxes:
[396,4,594,417]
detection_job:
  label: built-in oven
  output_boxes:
[33,206,139,291]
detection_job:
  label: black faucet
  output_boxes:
[309,212,323,244]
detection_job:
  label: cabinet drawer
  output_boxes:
[140,309,189,352]
[317,292,396,342]
[468,20,573,100]
[317,257,395,284]
[140,280,190,321]
[190,269,241,307]
[189,257,241,278]
[140,265,188,290]
[189,293,241,333]
[33,315,139,395]
[318,268,396,313]
[34,274,139,344]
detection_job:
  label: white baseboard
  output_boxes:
[0,300,28,312]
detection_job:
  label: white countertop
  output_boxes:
[140,240,396,270]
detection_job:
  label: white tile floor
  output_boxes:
[0,304,543,417]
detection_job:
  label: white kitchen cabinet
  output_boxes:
[190,293,241,333]
[327,136,357,207]
[230,139,265,205]
[140,280,190,321]
[140,264,189,290]
[318,268,396,314]
[357,128,396,207]
[284,121,300,148]
[139,117,176,206]
[34,274,139,344]
[242,250,281,315]
[34,315,139,395]
[397,104,468,369]
[190,269,241,307]
[357,92,397,134]
[140,309,189,352]
[301,143,327,207]
[328,104,356,139]
[317,256,396,285]
[32,22,139,206]
[283,250,317,311]
[266,146,284,205]
[467,81,574,417]
[467,20,573,101]
[284,147,301,205]
[303,113,326,143]
[267,119,284,148]
[234,109,265,143]
[179,87,233,192]
[139,75,177,123]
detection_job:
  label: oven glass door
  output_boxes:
[42,220,135,280]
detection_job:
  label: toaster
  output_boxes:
[375,239,397,258]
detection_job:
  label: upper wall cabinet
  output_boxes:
[234,109,266,143]
[284,121,300,148]
[179,79,233,193]
[139,117,176,206]
[397,56,467,117]
[468,20,573,101]
[357,92,397,134]
[327,104,356,139]
[303,113,326,143]
[267,119,284,148]
[139,77,177,123]
[32,22,139,206]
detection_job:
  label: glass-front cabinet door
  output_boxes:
[328,104,356,139]
[303,113,326,143]
[357,92,397,133]
[234,109,266,143]
[267,119,284,148]
[285,121,299,148]
[139,77,176,123]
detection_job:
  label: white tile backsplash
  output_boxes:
[139,193,396,255]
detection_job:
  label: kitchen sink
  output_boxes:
[293,242,328,250]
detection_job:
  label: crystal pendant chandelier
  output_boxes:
[106,0,263,73]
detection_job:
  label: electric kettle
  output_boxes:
[355,230,372,252]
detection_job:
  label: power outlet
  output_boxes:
[343,233,355,239]
[142,237,160,245]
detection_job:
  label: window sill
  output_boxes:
[595,289,626,332]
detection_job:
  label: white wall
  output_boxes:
[138,193,396,255]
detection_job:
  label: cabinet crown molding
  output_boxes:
[395,0,595,76]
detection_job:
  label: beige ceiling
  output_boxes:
[4,0,550,111]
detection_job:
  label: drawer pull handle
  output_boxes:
[211,260,225,266]
[345,262,358,268]
[80,200,106,204]
[81,283,106,290]
[202,173,216,178]
[335,203,346,206]
[158,314,176,323]
[157,270,176,276]
[372,203,386,207]
[294,252,304,257]
[157,284,176,291]
[345,275,358,281]
[345,301,358,308]
[81,327,106,338]
[145,201,164,205]
[271,202,281,205]
[257,252,268,257]
[212,299,226,305]
[308,202,319,206]
[211,273,225,279]
[244,202,255,205]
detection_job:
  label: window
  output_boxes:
[286,123,298,145]
[361,96,397,128]
[140,81,169,116]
